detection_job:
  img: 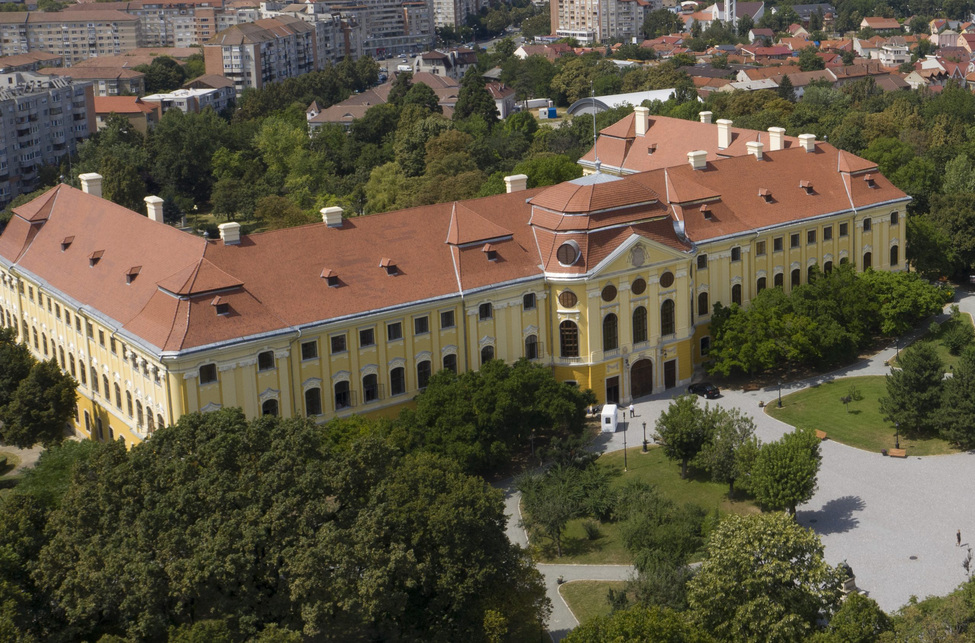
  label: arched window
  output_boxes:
[560,320,579,358]
[889,245,899,266]
[632,307,647,344]
[103,375,110,400]
[417,360,432,387]
[68,354,76,378]
[791,269,801,288]
[42,333,48,356]
[863,252,872,270]
[774,273,783,288]
[157,414,165,431]
[603,313,618,351]
[79,363,86,386]
[390,366,406,395]
[114,383,122,409]
[823,261,833,274]
[840,256,849,265]
[480,346,494,365]
[308,385,326,413]
[58,346,64,368]
[697,292,709,317]
[660,300,675,336]
[136,401,143,427]
[442,355,457,374]
[147,413,155,433]
[262,399,279,416]
[126,391,133,417]
[525,334,538,360]
[363,373,379,403]
[31,327,37,349]
[757,277,767,292]
[732,284,742,306]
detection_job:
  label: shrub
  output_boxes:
[943,322,974,355]
[582,520,601,540]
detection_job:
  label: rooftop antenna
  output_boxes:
[591,81,601,173]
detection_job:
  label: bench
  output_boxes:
[888,448,907,458]
[815,430,827,441]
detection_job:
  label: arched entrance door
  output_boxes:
[631,359,653,399]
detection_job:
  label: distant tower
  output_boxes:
[724,0,736,28]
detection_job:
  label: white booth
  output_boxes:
[601,404,619,433]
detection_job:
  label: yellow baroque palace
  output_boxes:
[0,112,909,446]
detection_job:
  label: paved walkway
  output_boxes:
[514,290,975,640]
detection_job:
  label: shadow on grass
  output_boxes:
[798,495,865,535]
[0,476,21,491]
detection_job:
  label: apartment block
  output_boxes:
[551,0,656,44]
[0,11,141,65]
[259,3,363,66]
[0,72,94,206]
[430,0,486,29]
[322,0,433,58]
[204,15,318,95]
[38,65,145,97]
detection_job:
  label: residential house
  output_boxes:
[860,17,901,33]
[412,48,477,80]
[38,66,146,97]
[748,27,774,44]
[92,96,159,134]
[879,36,909,66]
[485,82,515,119]
[0,51,63,74]
[739,44,792,62]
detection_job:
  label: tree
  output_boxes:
[879,342,944,437]
[101,153,146,212]
[798,47,826,71]
[929,193,975,270]
[135,56,187,94]
[642,9,685,39]
[822,592,891,642]
[0,359,76,449]
[750,427,821,515]
[565,606,712,643]
[777,74,796,102]
[386,71,413,105]
[907,214,960,280]
[512,153,582,187]
[520,13,551,40]
[252,195,309,230]
[518,466,583,557]
[403,82,443,114]
[938,345,975,448]
[687,512,844,642]
[454,69,500,127]
[27,410,550,641]
[654,394,713,479]
[0,328,32,411]
[695,408,758,498]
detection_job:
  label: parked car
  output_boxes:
[688,382,720,399]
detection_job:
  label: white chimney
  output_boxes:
[79,173,103,198]
[688,150,707,170]
[320,206,343,227]
[634,105,649,137]
[699,110,713,124]
[504,174,528,193]
[716,119,733,149]
[798,133,816,152]
[218,221,241,246]
[746,141,764,160]
[144,195,164,223]
[768,126,786,151]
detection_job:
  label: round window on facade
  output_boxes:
[601,284,617,302]
[659,271,675,289]
[631,278,647,296]
[558,290,578,308]
[556,240,581,266]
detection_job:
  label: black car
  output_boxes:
[688,382,720,399]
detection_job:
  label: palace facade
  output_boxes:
[0,120,908,446]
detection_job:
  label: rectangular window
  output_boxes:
[98,330,105,346]
[756,241,766,256]
[773,237,783,252]
[110,338,117,354]
[478,303,493,320]
[359,328,375,347]
[790,233,800,249]
[440,310,455,329]
[807,229,816,244]
[300,340,318,360]
[731,246,741,262]
[414,316,429,335]
[863,217,872,231]
[840,222,849,237]
[523,293,536,310]
[330,334,346,354]
[823,225,833,241]
[199,363,217,384]
[697,254,707,269]
[891,211,899,226]
[386,321,402,342]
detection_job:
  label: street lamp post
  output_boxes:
[642,421,648,453]
[777,381,783,408]
[895,422,900,450]
[623,415,628,472]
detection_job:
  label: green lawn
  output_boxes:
[766,376,956,456]
[0,448,22,495]
[531,446,759,564]
[560,581,627,624]
[892,311,975,373]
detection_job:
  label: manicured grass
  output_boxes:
[766,376,957,456]
[892,312,975,373]
[531,446,759,564]
[560,581,627,624]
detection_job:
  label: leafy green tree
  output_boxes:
[777,74,796,102]
[518,465,584,557]
[750,428,821,515]
[799,47,826,71]
[565,606,712,642]
[642,9,685,39]
[880,342,944,437]
[27,410,549,641]
[687,512,844,642]
[512,153,582,187]
[149,108,228,205]
[135,56,187,93]
[101,153,146,212]
[820,592,891,642]
[363,161,419,213]
[858,270,951,336]
[252,195,309,230]
[520,13,551,40]
[454,69,500,128]
[628,551,696,612]
[0,359,76,449]
[937,345,975,448]
[907,214,960,280]
[929,193,975,270]
[654,394,713,479]
[403,82,442,114]
[616,481,706,564]
[0,328,32,410]
[386,71,414,106]
[695,408,758,499]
